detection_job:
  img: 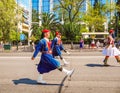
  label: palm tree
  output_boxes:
[40,12,60,32]
[32,9,39,22]
[31,12,60,40]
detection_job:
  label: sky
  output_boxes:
[16,0,117,11]
[16,0,29,10]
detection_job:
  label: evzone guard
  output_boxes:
[102,29,120,66]
[31,29,74,84]
[51,31,70,65]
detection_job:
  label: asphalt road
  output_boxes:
[0,51,120,93]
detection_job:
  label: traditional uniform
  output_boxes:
[102,35,120,56]
[32,29,74,84]
[33,38,61,74]
[102,29,120,66]
[51,31,69,65]
[51,36,63,57]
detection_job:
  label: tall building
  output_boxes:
[32,0,57,25]
[32,0,57,13]
[16,0,32,44]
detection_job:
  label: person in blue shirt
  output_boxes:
[51,31,70,65]
[31,29,74,84]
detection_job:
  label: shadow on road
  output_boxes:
[58,75,68,93]
[12,78,63,86]
[86,64,120,67]
[86,64,104,67]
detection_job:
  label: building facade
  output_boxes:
[16,0,32,44]
[32,0,58,25]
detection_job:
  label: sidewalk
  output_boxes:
[0,44,103,53]
[0,44,104,57]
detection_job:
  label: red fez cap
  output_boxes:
[109,29,114,33]
[56,31,61,35]
[42,29,50,33]
[56,31,59,35]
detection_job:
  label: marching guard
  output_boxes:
[102,29,120,66]
[31,29,74,84]
[51,31,70,65]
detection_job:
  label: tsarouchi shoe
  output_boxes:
[67,69,74,77]
[37,80,46,84]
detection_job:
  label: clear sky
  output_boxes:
[16,0,29,9]
[16,0,117,11]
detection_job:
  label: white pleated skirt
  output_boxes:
[102,45,120,56]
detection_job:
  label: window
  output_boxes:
[42,0,50,13]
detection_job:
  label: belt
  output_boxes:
[42,51,52,54]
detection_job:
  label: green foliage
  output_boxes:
[29,35,37,42]
[82,2,106,32]
[0,29,3,41]
[75,35,81,42]
[10,30,17,41]
[40,12,60,31]
[32,9,39,22]
[0,0,17,43]
[31,11,60,40]
[80,25,89,32]
[31,9,41,40]
[56,0,84,23]
[55,0,84,43]
[31,24,43,40]
[84,38,92,44]
[62,22,81,41]
[9,30,20,41]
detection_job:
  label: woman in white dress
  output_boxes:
[102,29,120,66]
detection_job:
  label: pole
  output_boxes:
[28,0,32,46]
[16,0,19,50]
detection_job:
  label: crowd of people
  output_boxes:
[79,38,120,49]
[79,38,101,49]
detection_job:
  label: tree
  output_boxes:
[32,9,39,22]
[82,0,120,33]
[31,24,43,40]
[0,0,17,43]
[57,0,84,23]
[117,0,120,16]
[40,12,60,31]
[9,30,20,41]
[31,9,40,41]
[62,23,80,41]
[31,10,60,41]
[116,0,120,37]
[84,1,108,32]
[54,0,84,48]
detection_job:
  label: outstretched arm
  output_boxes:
[60,43,70,54]
[31,41,42,60]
